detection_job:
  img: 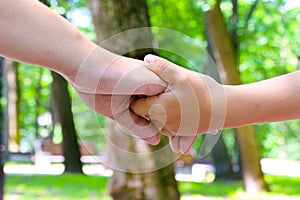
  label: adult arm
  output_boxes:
[0,0,167,144]
[0,0,95,81]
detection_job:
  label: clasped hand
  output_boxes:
[131,55,224,154]
[73,48,223,154]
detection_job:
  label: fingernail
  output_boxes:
[144,54,155,64]
[208,130,219,135]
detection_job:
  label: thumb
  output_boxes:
[144,54,184,84]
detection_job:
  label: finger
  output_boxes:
[112,64,167,96]
[169,136,180,153]
[128,109,161,145]
[179,136,198,155]
[144,54,186,84]
[131,95,158,116]
[115,109,161,145]
[143,133,161,145]
[161,128,175,137]
[131,96,168,133]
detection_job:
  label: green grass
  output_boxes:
[4,174,300,200]
[4,174,111,200]
[179,175,300,200]
[265,175,300,196]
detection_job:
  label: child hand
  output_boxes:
[131,54,225,153]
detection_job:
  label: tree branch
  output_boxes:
[245,0,259,25]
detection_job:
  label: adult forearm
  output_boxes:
[0,0,97,81]
[224,71,300,128]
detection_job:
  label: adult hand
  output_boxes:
[73,48,167,145]
[131,55,225,153]
[0,0,169,145]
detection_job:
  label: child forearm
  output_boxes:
[224,71,300,128]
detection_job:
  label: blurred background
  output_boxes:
[1,0,300,199]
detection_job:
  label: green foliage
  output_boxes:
[256,121,300,160]
[18,64,52,152]
[238,0,300,83]
[148,0,205,39]
[50,0,97,42]
[148,0,208,71]
[222,128,239,160]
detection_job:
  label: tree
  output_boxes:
[0,57,5,200]
[211,137,237,180]
[205,27,237,180]
[88,0,180,199]
[204,0,269,193]
[5,60,19,152]
[37,0,83,174]
[51,72,83,173]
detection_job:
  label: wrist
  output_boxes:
[223,84,254,128]
[192,74,226,133]
[206,77,227,132]
[60,41,98,84]
[65,46,120,93]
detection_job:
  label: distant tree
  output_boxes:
[211,137,237,180]
[39,0,83,174]
[51,72,83,173]
[5,60,19,152]
[204,0,269,193]
[205,27,237,180]
[0,57,5,200]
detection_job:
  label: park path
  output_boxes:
[4,158,300,181]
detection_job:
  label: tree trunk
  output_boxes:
[0,57,5,200]
[106,119,179,200]
[211,138,236,180]
[51,72,83,173]
[38,0,82,174]
[0,57,8,200]
[205,28,236,180]
[0,164,3,200]
[34,68,44,139]
[88,0,180,199]
[204,0,269,193]
[6,59,19,152]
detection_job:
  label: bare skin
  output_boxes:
[0,0,167,144]
[131,55,300,152]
